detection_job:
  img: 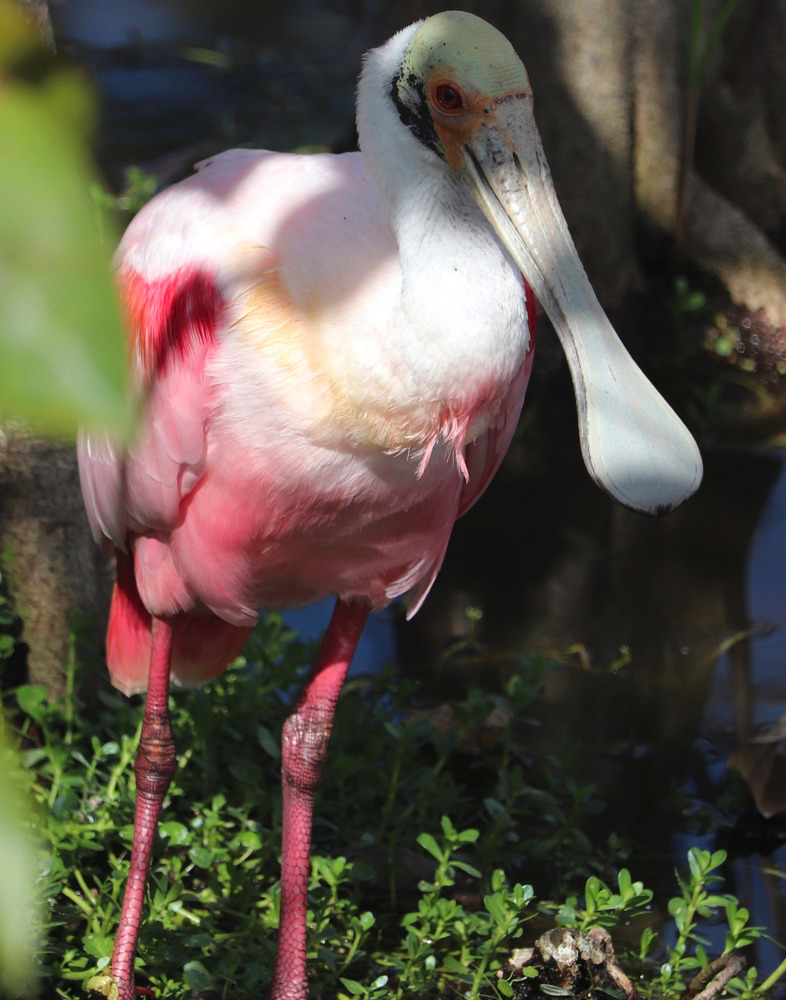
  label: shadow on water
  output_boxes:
[50,0,786,983]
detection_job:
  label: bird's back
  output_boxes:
[119,148,398,315]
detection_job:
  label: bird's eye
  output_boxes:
[434,84,464,112]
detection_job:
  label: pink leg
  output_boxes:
[112,616,176,1000]
[270,599,368,1000]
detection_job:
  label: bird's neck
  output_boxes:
[356,37,526,357]
[345,142,529,467]
[324,45,533,459]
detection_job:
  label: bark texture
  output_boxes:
[0,427,110,698]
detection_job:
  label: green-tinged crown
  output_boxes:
[401,11,529,95]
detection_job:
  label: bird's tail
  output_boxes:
[106,550,251,695]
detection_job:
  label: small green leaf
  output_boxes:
[183,960,214,989]
[338,978,365,995]
[452,860,482,878]
[639,926,657,958]
[82,934,113,960]
[15,684,49,722]
[687,848,705,881]
[440,815,457,838]
[485,892,506,924]
[256,724,280,759]
[416,832,443,862]
[485,797,507,820]
[188,846,214,868]
[159,821,190,846]
[443,955,470,977]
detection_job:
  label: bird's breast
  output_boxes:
[218,242,529,478]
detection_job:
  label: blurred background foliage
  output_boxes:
[0,0,127,438]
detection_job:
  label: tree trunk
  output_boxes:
[0,427,111,698]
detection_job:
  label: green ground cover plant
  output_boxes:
[1,612,784,999]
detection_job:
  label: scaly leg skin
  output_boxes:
[109,616,176,1000]
[269,599,369,1000]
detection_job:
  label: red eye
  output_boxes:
[435,84,464,112]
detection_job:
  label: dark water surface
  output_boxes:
[50,0,786,985]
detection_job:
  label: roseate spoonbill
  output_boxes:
[79,10,702,999]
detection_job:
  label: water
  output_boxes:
[748,466,786,726]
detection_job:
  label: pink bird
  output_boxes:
[79,11,702,1000]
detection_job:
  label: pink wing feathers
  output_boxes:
[79,265,221,546]
[78,261,251,694]
[119,265,221,537]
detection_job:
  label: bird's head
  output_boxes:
[391,11,531,174]
[363,11,702,515]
